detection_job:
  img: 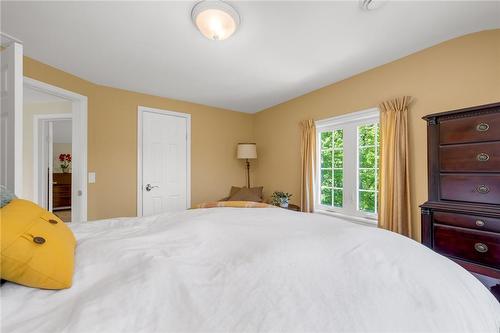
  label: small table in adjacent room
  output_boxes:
[53,173,71,222]
[282,204,300,212]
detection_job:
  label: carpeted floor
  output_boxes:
[54,209,71,223]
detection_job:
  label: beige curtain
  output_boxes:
[378,97,412,237]
[300,120,316,213]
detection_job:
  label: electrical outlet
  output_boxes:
[88,172,96,184]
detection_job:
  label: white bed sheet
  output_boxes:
[2,208,499,332]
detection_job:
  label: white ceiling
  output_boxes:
[3,1,499,113]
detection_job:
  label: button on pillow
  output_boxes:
[0,199,76,289]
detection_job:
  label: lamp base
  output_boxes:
[246,159,250,188]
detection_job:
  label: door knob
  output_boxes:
[145,184,159,192]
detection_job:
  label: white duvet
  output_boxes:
[2,208,499,333]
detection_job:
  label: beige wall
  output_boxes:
[24,58,254,220]
[254,29,500,241]
[23,101,72,200]
[25,29,500,232]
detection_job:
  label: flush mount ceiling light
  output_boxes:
[359,0,387,11]
[191,1,240,41]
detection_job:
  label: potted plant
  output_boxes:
[58,153,72,173]
[271,191,293,208]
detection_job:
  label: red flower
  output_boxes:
[59,154,65,162]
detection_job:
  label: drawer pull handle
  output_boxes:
[474,243,488,253]
[475,220,485,227]
[476,123,489,132]
[476,153,490,162]
[476,185,490,194]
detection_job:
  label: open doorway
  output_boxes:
[36,117,73,222]
[52,120,72,221]
[23,78,88,223]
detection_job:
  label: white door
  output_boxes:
[38,120,50,210]
[47,121,54,212]
[140,109,190,216]
[0,38,23,195]
[37,118,58,210]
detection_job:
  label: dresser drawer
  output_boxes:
[434,225,500,268]
[53,185,71,196]
[53,173,71,185]
[53,184,71,208]
[53,196,71,208]
[440,112,500,145]
[433,211,500,233]
[440,174,500,205]
[440,142,500,172]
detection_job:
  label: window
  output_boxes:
[357,123,379,213]
[316,109,379,220]
[320,129,344,208]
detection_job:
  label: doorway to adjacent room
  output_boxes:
[24,78,88,222]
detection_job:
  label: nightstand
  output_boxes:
[282,204,300,212]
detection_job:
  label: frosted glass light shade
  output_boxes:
[192,1,240,41]
[237,143,257,159]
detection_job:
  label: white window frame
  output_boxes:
[315,108,380,223]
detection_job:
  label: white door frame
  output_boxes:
[26,77,88,222]
[33,114,72,212]
[137,106,191,217]
[0,36,23,196]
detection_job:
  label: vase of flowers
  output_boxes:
[271,191,293,208]
[59,153,71,173]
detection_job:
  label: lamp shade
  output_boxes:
[237,143,257,159]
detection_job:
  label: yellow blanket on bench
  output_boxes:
[195,201,277,209]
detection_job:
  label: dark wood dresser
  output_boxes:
[421,102,500,279]
[53,173,71,209]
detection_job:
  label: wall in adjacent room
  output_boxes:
[253,29,500,240]
[24,58,254,220]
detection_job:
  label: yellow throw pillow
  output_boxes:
[0,199,76,289]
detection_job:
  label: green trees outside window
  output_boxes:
[320,130,343,207]
[357,124,379,213]
[319,122,379,215]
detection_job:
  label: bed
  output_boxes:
[2,207,499,332]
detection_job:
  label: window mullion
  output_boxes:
[342,123,356,215]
